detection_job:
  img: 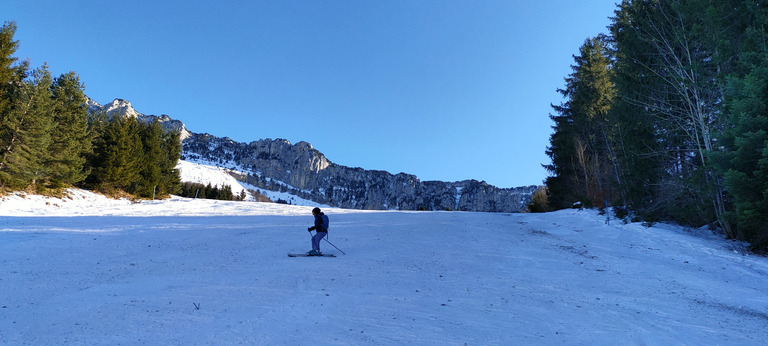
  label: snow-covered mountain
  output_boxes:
[86,98,191,141]
[89,98,538,211]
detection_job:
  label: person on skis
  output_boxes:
[307,207,329,256]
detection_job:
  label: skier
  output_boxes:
[307,207,329,256]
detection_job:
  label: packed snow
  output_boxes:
[2,161,767,344]
[2,189,767,345]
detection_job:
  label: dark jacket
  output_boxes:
[309,212,328,233]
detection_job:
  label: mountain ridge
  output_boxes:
[87,98,538,212]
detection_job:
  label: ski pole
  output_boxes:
[323,237,345,255]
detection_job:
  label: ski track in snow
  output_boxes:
[0,190,767,345]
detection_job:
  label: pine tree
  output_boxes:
[82,109,109,188]
[0,65,55,189]
[0,21,28,119]
[48,71,90,187]
[88,112,141,193]
[205,183,216,199]
[135,120,164,197]
[0,21,30,189]
[159,128,182,197]
[609,0,666,219]
[131,120,181,198]
[721,67,768,249]
[712,0,768,250]
[546,35,617,209]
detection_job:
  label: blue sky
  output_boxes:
[3,1,617,188]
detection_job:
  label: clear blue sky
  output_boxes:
[3,1,617,188]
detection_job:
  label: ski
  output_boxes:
[287,253,336,257]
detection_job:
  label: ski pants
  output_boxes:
[312,231,327,252]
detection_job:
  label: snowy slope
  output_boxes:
[1,192,767,345]
[177,159,254,199]
[177,159,328,207]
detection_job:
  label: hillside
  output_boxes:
[176,159,327,207]
[1,191,766,344]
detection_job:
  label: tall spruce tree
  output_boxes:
[0,21,30,189]
[609,0,666,219]
[135,119,164,197]
[713,0,768,250]
[159,128,182,197]
[546,35,617,209]
[0,65,55,189]
[48,71,90,187]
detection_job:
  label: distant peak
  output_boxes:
[104,98,140,118]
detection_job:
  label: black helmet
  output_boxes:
[312,207,321,214]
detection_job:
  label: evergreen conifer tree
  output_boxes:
[712,0,768,250]
[82,109,109,188]
[159,129,182,196]
[88,112,141,193]
[0,21,28,119]
[48,71,90,187]
[0,65,55,189]
[609,0,728,231]
[135,120,163,197]
[546,35,616,209]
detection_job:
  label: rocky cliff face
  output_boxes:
[182,133,537,212]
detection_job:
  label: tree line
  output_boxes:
[543,0,768,252]
[0,21,181,198]
[179,182,246,201]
